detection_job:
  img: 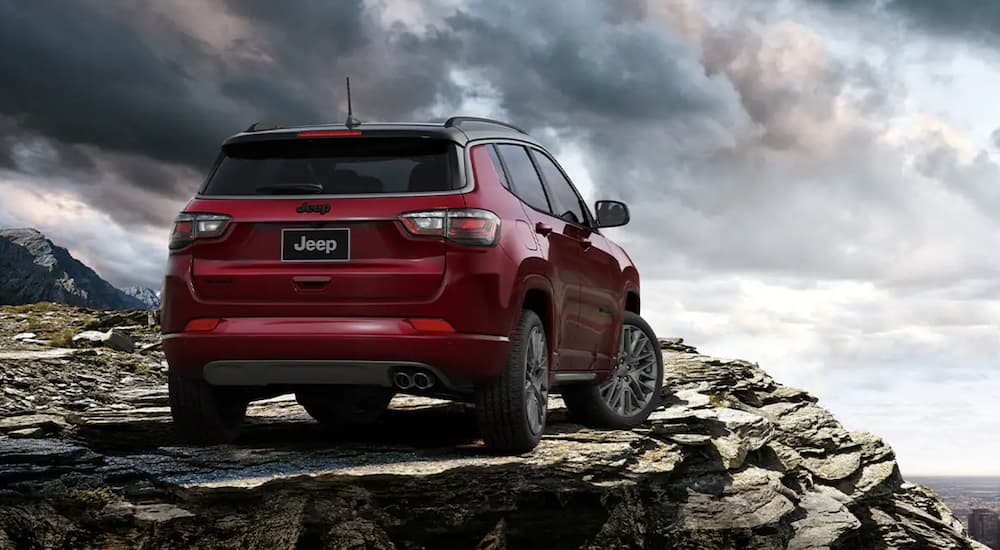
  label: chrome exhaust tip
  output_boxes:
[393,371,414,390]
[412,371,435,390]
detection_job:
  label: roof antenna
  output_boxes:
[345,76,361,129]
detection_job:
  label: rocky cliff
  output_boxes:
[0,228,145,310]
[0,304,986,549]
[120,286,161,310]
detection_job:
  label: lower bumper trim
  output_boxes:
[202,359,461,390]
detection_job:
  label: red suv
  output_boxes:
[162,117,662,452]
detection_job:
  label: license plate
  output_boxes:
[281,228,350,262]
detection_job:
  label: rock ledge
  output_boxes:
[0,311,985,549]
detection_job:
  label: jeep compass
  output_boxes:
[162,117,663,452]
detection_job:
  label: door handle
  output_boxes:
[535,222,553,236]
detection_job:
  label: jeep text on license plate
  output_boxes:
[281,228,350,262]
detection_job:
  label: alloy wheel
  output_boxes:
[523,325,549,435]
[600,324,658,416]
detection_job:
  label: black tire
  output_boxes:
[562,311,663,429]
[295,386,395,428]
[476,309,549,453]
[168,373,249,443]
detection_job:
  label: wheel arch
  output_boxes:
[515,274,556,346]
[622,265,641,315]
[625,290,640,315]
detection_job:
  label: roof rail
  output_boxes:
[245,122,285,132]
[444,116,526,134]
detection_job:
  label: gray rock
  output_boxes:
[668,433,714,445]
[72,329,135,352]
[0,348,93,361]
[105,502,195,523]
[788,486,861,550]
[0,414,69,434]
[800,449,863,481]
[659,336,699,353]
[678,468,796,530]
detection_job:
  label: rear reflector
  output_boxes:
[406,318,456,333]
[297,130,362,137]
[185,318,221,332]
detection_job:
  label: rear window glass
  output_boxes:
[202,138,460,196]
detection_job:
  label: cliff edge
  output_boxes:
[0,304,986,549]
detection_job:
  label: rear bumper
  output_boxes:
[163,317,510,391]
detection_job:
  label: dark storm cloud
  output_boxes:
[3,0,999,290]
[221,0,370,68]
[444,3,742,131]
[0,1,236,172]
[812,0,1000,47]
[0,0,737,201]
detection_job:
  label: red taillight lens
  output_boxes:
[170,213,232,249]
[399,209,500,246]
[447,211,500,245]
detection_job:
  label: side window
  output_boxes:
[496,144,551,213]
[486,145,510,189]
[532,151,586,225]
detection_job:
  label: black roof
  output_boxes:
[225,117,539,148]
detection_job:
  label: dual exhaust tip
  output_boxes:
[393,369,435,391]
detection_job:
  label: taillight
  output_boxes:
[399,209,500,246]
[169,213,232,249]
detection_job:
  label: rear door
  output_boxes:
[186,135,465,304]
[495,144,589,371]
[529,150,621,371]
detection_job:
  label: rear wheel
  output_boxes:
[562,311,662,429]
[169,374,249,443]
[476,309,548,453]
[296,386,395,428]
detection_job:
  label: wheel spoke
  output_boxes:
[618,383,629,414]
[600,379,615,398]
[628,328,641,355]
[534,386,546,418]
[627,375,648,402]
[602,378,616,402]
[611,380,626,413]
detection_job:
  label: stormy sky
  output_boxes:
[2,0,1000,475]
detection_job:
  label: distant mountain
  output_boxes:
[0,228,146,310]
[120,286,160,310]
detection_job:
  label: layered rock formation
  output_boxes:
[119,286,161,310]
[0,304,986,549]
[0,228,145,310]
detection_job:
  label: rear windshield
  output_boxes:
[201,138,461,196]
